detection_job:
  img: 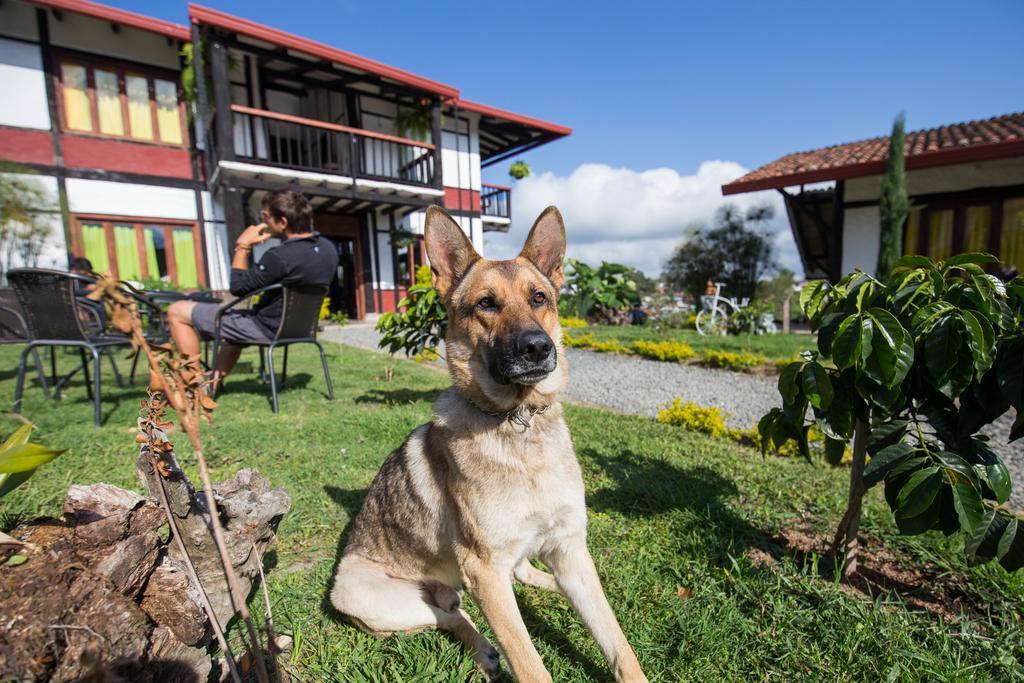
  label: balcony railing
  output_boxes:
[481,183,511,219]
[226,105,436,187]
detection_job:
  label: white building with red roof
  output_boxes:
[721,113,1024,280]
[0,0,570,318]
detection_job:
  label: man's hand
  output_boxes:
[237,223,271,249]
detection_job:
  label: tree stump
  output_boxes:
[0,437,290,681]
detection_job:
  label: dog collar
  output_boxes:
[480,404,550,429]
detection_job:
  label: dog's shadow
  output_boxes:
[320,485,368,624]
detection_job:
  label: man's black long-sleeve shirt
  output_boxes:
[229,233,337,333]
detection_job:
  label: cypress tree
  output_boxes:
[876,113,911,279]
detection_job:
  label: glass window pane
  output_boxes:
[113,224,142,281]
[126,75,153,140]
[903,208,921,255]
[80,223,109,274]
[61,62,92,131]
[1002,198,1024,273]
[143,226,168,280]
[964,206,991,255]
[172,229,199,288]
[95,69,124,136]
[154,79,182,144]
[927,210,954,261]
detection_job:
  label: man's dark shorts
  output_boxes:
[190,302,274,344]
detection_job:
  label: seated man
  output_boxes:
[167,190,336,387]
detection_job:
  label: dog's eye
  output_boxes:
[477,296,496,311]
[531,291,547,306]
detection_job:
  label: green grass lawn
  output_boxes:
[3,343,1023,681]
[577,324,813,361]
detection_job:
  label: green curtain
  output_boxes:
[80,224,109,274]
[114,225,141,281]
[173,229,199,288]
[143,228,159,279]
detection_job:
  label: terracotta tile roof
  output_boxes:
[722,112,1024,195]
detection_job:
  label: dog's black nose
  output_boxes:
[516,329,553,363]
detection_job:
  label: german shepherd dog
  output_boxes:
[330,206,647,682]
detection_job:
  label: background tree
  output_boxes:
[756,268,798,321]
[0,163,55,283]
[663,203,777,304]
[876,113,910,279]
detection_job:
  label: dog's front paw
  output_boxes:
[474,638,501,681]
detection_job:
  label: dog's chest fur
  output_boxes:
[344,388,586,585]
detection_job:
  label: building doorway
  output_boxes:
[315,212,365,320]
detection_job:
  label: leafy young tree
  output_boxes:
[663,204,777,304]
[760,254,1024,576]
[0,164,55,282]
[876,113,910,280]
[376,265,448,358]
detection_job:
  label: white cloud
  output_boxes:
[483,161,803,278]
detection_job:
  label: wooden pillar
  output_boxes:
[782,295,791,334]
[210,39,234,165]
[430,98,444,192]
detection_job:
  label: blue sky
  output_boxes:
[115,0,1024,273]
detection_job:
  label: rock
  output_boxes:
[140,563,208,645]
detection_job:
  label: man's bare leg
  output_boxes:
[168,300,200,357]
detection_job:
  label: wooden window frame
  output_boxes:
[901,187,1024,266]
[71,214,206,288]
[54,50,187,149]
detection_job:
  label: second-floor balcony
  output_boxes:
[223,105,437,188]
[481,183,512,221]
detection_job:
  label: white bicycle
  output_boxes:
[695,282,748,336]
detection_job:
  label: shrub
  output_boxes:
[759,253,1024,574]
[561,259,640,324]
[377,265,447,357]
[700,349,768,371]
[726,300,775,335]
[630,339,696,362]
[562,332,594,348]
[657,398,729,437]
[559,315,588,329]
[589,338,628,353]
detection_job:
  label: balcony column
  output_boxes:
[430,98,444,193]
[210,39,234,165]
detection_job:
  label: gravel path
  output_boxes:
[322,322,1023,507]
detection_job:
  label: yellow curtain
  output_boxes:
[61,62,92,131]
[903,209,921,255]
[113,225,141,281]
[143,228,159,278]
[80,223,109,274]
[126,75,153,140]
[95,69,124,136]
[928,210,954,261]
[172,229,199,288]
[1002,199,1024,272]
[963,206,991,254]
[154,79,182,144]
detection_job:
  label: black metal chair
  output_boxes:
[8,269,162,426]
[210,283,334,413]
[0,288,51,398]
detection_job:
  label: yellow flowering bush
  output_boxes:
[630,340,696,362]
[700,349,769,371]
[559,316,588,328]
[656,398,729,437]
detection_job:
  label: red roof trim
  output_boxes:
[722,138,1024,195]
[458,99,572,137]
[188,3,459,99]
[31,0,190,41]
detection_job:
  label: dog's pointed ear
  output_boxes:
[425,205,479,297]
[519,206,566,289]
